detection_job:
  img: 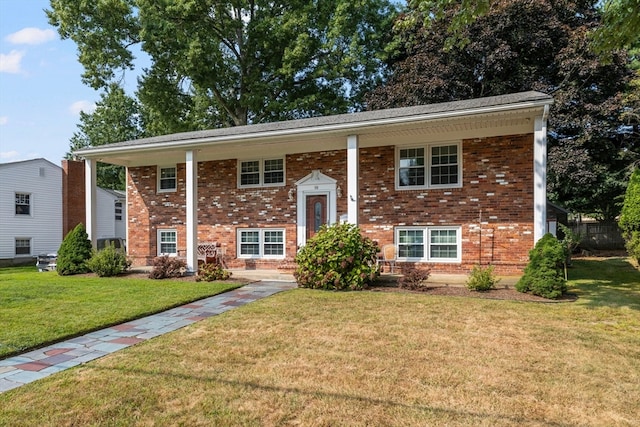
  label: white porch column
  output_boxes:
[347,134,359,225]
[533,105,549,243]
[85,158,97,248]
[185,150,198,273]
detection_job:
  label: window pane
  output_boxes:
[241,231,259,243]
[15,193,30,215]
[264,231,284,256]
[160,167,177,190]
[264,158,284,184]
[430,229,458,259]
[430,145,458,186]
[159,231,177,254]
[398,230,424,258]
[15,239,30,255]
[399,148,426,186]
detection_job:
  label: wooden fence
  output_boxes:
[569,221,625,250]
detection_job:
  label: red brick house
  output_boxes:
[74,91,553,275]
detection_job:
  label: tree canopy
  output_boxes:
[47,0,397,135]
[368,0,639,220]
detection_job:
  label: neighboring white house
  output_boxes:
[0,159,63,264]
[0,158,127,265]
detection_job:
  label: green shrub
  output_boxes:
[398,265,431,290]
[149,256,187,279]
[196,262,231,281]
[294,223,379,291]
[619,168,640,262]
[57,223,93,276]
[515,233,567,299]
[86,244,131,277]
[466,264,500,291]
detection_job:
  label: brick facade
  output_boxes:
[126,133,535,274]
[61,160,86,238]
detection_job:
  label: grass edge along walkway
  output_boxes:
[0,281,296,393]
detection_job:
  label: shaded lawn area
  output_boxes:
[0,266,241,358]
[1,258,639,426]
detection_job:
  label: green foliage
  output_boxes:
[196,263,232,282]
[56,223,94,276]
[149,256,187,280]
[398,265,431,290]
[294,223,380,291]
[619,168,640,261]
[47,0,397,134]
[466,264,500,291]
[86,244,131,277]
[516,234,567,299]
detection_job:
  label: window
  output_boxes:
[158,229,177,255]
[238,158,285,187]
[15,193,30,215]
[115,201,123,221]
[15,238,31,256]
[397,142,461,189]
[238,229,285,258]
[158,166,177,192]
[396,227,461,262]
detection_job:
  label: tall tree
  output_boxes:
[47,0,396,135]
[368,0,638,220]
[68,84,142,190]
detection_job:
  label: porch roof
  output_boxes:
[74,91,552,167]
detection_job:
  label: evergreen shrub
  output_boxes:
[56,223,93,275]
[294,223,379,291]
[86,244,131,277]
[619,168,640,262]
[515,233,567,299]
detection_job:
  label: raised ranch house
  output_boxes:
[74,91,553,276]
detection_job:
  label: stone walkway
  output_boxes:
[0,281,297,394]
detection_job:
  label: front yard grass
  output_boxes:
[0,266,240,358]
[1,258,639,426]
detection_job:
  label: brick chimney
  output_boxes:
[61,160,86,238]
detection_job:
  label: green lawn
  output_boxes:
[0,258,638,426]
[0,266,240,358]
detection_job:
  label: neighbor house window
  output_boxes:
[237,229,285,258]
[115,201,123,221]
[397,142,461,189]
[396,227,461,262]
[15,193,31,215]
[238,158,285,187]
[158,166,177,192]
[158,229,177,255]
[15,238,31,256]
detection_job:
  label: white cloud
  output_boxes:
[0,50,25,74]
[5,27,57,45]
[69,100,96,115]
[0,116,8,125]
[0,150,20,160]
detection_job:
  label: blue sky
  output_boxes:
[0,0,138,164]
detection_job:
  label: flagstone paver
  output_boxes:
[0,280,296,393]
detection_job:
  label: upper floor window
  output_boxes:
[397,142,461,190]
[115,201,123,221]
[158,166,177,192]
[238,158,285,188]
[15,193,30,215]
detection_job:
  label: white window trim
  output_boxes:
[15,192,32,216]
[395,226,461,263]
[237,158,286,188]
[157,229,178,256]
[237,228,286,259]
[395,141,463,190]
[157,165,177,193]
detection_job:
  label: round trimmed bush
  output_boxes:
[294,223,379,291]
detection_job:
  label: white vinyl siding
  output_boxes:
[238,158,285,188]
[0,159,63,259]
[237,229,285,259]
[396,227,461,263]
[397,142,462,190]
